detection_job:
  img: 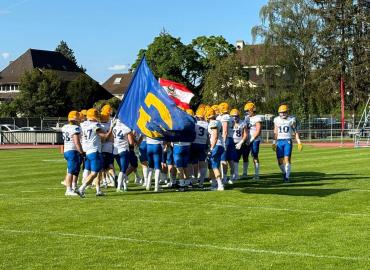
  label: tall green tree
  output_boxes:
[14,69,67,116]
[191,35,235,69]
[55,40,86,72]
[313,0,369,114]
[202,55,254,110]
[66,74,103,111]
[132,32,202,90]
[55,40,77,65]
[252,0,321,118]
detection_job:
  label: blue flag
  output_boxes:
[116,57,196,142]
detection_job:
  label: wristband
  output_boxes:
[272,140,276,144]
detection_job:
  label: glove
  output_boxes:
[272,144,276,152]
[235,141,243,150]
[297,143,303,151]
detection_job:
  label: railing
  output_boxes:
[0,131,63,145]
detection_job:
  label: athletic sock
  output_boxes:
[243,162,248,175]
[82,169,89,183]
[199,167,207,185]
[279,164,286,174]
[142,167,148,185]
[154,169,161,191]
[285,163,291,179]
[146,169,153,190]
[233,162,239,180]
[96,183,100,194]
[123,174,128,190]
[117,172,124,190]
[254,163,260,176]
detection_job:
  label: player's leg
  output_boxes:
[276,140,286,180]
[197,144,207,188]
[77,152,101,197]
[284,140,293,182]
[152,144,163,192]
[251,141,260,179]
[242,145,251,178]
[139,142,149,187]
[145,145,154,191]
[211,146,225,191]
[117,150,129,191]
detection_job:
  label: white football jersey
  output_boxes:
[193,120,208,145]
[208,120,223,147]
[80,121,89,152]
[113,120,131,154]
[62,124,81,152]
[274,116,296,140]
[233,121,246,143]
[83,121,103,155]
[246,115,262,142]
[100,121,113,153]
[220,114,234,138]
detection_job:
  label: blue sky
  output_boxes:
[0,0,268,83]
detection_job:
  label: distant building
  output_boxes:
[102,73,133,100]
[235,41,289,88]
[0,49,112,103]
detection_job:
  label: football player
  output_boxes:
[146,136,163,192]
[205,107,224,191]
[191,106,209,188]
[244,102,262,179]
[79,109,90,184]
[76,108,114,197]
[272,105,303,182]
[61,111,83,196]
[138,135,149,187]
[125,130,143,185]
[219,102,235,184]
[231,109,248,182]
[113,118,134,191]
[100,112,115,188]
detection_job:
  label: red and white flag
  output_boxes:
[159,78,194,109]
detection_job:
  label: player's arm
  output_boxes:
[292,124,303,151]
[127,132,134,147]
[210,128,217,150]
[272,123,278,151]
[72,133,83,154]
[250,121,261,143]
[221,121,228,143]
[97,127,113,141]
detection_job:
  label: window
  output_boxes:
[113,77,122,85]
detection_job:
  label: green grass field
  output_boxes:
[0,146,369,269]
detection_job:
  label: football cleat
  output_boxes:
[65,191,78,196]
[75,189,85,198]
[96,191,106,196]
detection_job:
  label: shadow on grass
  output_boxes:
[226,171,365,197]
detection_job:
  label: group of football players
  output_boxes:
[61,102,302,197]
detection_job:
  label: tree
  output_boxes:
[55,40,77,65]
[14,69,67,116]
[66,74,103,111]
[313,0,370,114]
[191,35,235,70]
[202,55,255,110]
[94,97,121,114]
[132,32,203,91]
[55,40,86,72]
[252,0,321,118]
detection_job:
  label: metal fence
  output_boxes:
[0,131,63,144]
[0,117,67,130]
[0,116,366,145]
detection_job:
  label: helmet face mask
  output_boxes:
[279,111,288,119]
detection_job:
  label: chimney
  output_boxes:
[236,40,245,50]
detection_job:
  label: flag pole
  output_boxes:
[340,76,345,147]
[114,55,146,121]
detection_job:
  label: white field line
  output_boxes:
[42,159,64,162]
[6,196,370,218]
[120,199,370,218]
[0,228,368,262]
